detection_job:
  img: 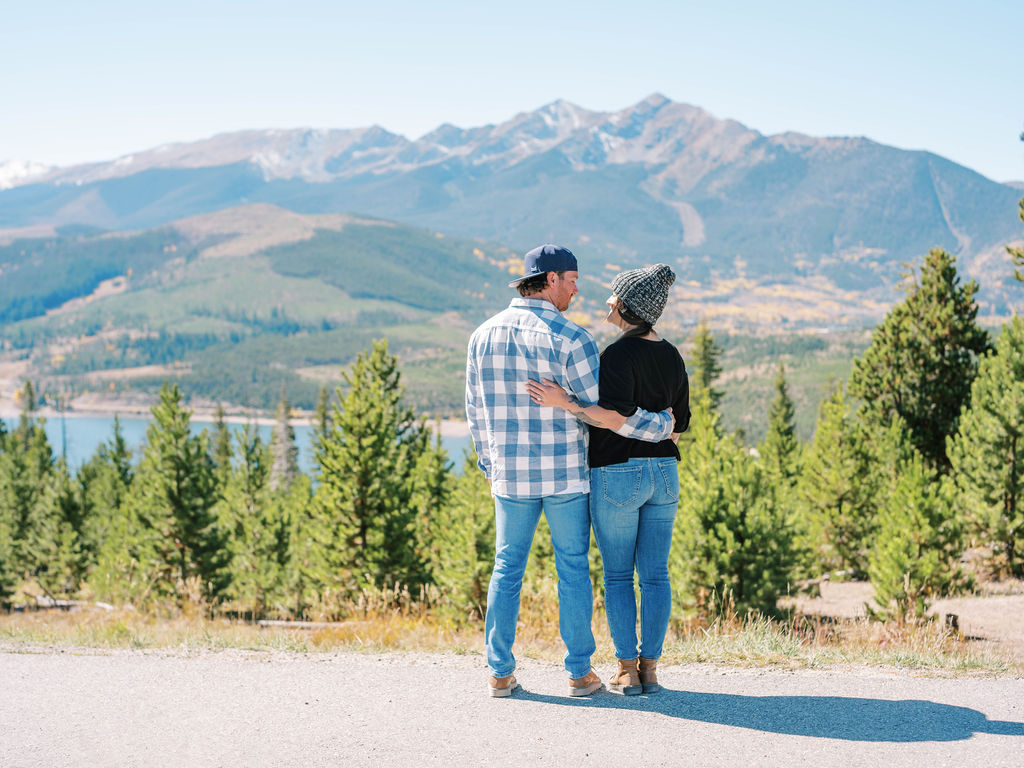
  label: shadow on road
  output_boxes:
[513,687,1024,742]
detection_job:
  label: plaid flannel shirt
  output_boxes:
[465,298,674,498]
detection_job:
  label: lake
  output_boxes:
[1,415,473,475]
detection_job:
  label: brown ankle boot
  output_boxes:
[638,657,660,693]
[609,658,642,696]
[568,669,604,697]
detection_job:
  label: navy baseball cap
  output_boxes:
[508,244,578,288]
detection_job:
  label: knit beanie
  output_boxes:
[610,264,676,325]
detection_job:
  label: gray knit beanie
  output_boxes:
[610,264,676,325]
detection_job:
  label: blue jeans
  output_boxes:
[590,458,679,661]
[485,492,596,679]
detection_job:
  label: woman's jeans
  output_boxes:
[590,457,679,661]
[485,492,596,679]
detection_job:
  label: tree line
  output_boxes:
[1,246,1022,626]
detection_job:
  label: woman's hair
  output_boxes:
[616,299,653,339]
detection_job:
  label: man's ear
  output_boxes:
[545,272,559,288]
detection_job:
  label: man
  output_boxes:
[465,243,674,698]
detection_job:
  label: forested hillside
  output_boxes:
[0,206,517,413]
[2,249,1021,631]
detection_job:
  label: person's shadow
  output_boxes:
[515,687,1024,742]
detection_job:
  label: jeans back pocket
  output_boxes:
[599,464,644,508]
[656,459,680,503]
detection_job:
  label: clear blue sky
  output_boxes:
[3,0,1021,182]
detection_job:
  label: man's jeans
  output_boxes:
[590,458,679,661]
[485,492,596,679]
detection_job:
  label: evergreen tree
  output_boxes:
[796,382,876,576]
[314,385,333,438]
[409,424,454,588]
[123,383,230,603]
[20,380,37,414]
[759,363,801,488]
[869,448,965,621]
[949,316,1024,576]
[689,320,724,411]
[212,403,233,479]
[254,481,298,617]
[220,422,278,615]
[77,417,134,578]
[431,449,495,620]
[32,458,85,598]
[0,421,17,602]
[849,248,989,471]
[313,340,427,593]
[278,474,318,617]
[1,409,57,585]
[0,496,15,604]
[270,389,299,492]
[671,388,797,617]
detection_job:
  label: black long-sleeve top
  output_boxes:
[589,336,690,469]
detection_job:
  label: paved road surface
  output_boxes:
[1,647,1022,767]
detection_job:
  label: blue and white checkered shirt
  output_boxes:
[466,298,673,498]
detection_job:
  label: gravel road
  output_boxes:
[2,646,1022,768]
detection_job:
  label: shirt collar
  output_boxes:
[510,297,559,314]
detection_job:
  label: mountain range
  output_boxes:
[3,94,1021,311]
[1,94,1022,428]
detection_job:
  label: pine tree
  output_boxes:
[77,417,133,567]
[2,409,58,586]
[689,320,724,411]
[254,480,298,617]
[0,501,15,604]
[949,316,1024,576]
[270,389,299,492]
[0,421,17,602]
[277,474,318,617]
[409,424,455,588]
[849,248,989,471]
[314,385,333,438]
[220,421,279,615]
[759,363,801,488]
[313,340,427,593]
[671,388,797,617]
[430,449,495,620]
[20,380,37,414]
[123,383,230,604]
[32,458,85,598]
[869,448,965,621]
[795,382,877,576]
[211,404,233,479]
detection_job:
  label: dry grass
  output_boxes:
[2,581,1019,676]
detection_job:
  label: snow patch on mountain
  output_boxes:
[0,159,52,190]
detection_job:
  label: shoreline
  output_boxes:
[0,400,471,437]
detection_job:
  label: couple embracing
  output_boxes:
[465,244,690,698]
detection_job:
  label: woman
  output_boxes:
[526,263,689,695]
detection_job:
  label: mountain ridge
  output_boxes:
[1,95,1020,314]
[7,93,1011,188]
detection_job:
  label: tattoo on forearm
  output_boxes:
[567,396,603,428]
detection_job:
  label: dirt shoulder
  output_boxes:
[789,580,1024,662]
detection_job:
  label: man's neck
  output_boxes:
[521,292,557,309]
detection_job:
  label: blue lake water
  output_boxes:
[1,415,472,476]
